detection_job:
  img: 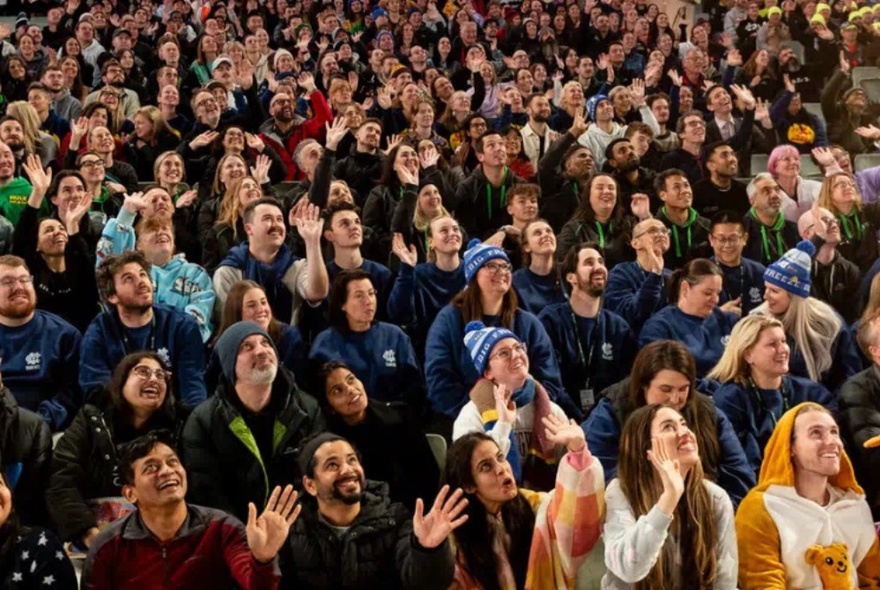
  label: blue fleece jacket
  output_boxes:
[604,261,672,330]
[425,305,567,418]
[96,207,216,342]
[582,393,755,506]
[309,322,423,405]
[218,243,299,324]
[639,307,740,377]
[512,268,568,316]
[712,375,835,477]
[79,304,206,407]
[387,262,466,331]
[713,256,767,316]
[537,303,635,416]
[0,311,82,431]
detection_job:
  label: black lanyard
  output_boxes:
[718,261,744,303]
[748,375,791,429]
[570,310,599,379]
[118,314,156,356]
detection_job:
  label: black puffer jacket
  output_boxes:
[0,388,52,527]
[46,401,189,542]
[180,367,325,523]
[840,364,880,518]
[280,481,454,590]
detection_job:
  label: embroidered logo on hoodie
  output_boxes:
[25,352,41,371]
[602,342,613,361]
[383,349,397,368]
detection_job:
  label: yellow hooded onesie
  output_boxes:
[735,402,880,589]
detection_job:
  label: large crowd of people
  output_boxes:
[3,0,880,586]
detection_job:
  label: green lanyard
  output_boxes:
[839,211,863,240]
[594,221,613,248]
[661,206,697,258]
[485,168,509,219]
[750,207,786,263]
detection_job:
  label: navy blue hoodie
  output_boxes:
[604,260,672,331]
[639,307,740,377]
[512,268,568,316]
[79,304,206,407]
[712,256,767,316]
[218,243,299,324]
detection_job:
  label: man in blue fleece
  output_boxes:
[96,192,215,342]
[0,255,82,431]
[80,251,206,407]
[708,210,767,316]
[214,197,329,326]
[539,243,635,417]
[604,217,672,331]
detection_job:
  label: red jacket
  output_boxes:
[82,504,279,589]
[259,89,333,181]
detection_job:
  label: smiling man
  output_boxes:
[80,251,206,406]
[0,140,34,226]
[736,403,880,589]
[181,321,324,524]
[655,168,712,269]
[83,430,301,589]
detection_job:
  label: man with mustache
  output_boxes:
[743,173,800,265]
[0,255,82,433]
[80,251,206,407]
[282,432,466,589]
[83,59,141,119]
[539,243,635,417]
[181,322,324,523]
[214,198,329,326]
[605,138,658,212]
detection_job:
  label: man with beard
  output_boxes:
[282,432,465,589]
[333,119,385,206]
[520,94,559,170]
[0,140,34,227]
[821,56,880,155]
[40,65,82,123]
[539,110,593,232]
[80,251,206,406]
[180,322,324,524]
[83,59,141,119]
[0,117,29,177]
[0,255,82,432]
[694,142,751,218]
[84,431,301,587]
[604,218,672,331]
[605,138,658,212]
[538,243,635,417]
[214,198,329,326]
[258,78,333,181]
[776,44,819,102]
[743,173,800,265]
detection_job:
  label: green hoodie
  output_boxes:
[0,177,43,225]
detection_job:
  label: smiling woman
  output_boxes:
[46,351,189,551]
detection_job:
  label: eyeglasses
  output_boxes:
[196,96,218,109]
[489,343,528,362]
[0,275,33,289]
[684,119,705,128]
[131,365,170,382]
[711,234,743,245]
[633,226,669,239]
[482,261,512,275]
[80,160,105,169]
[833,180,857,190]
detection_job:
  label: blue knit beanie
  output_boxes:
[586,94,609,122]
[214,321,278,384]
[463,321,521,375]
[463,238,509,284]
[763,240,815,299]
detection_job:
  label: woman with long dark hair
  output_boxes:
[583,340,754,506]
[46,351,188,550]
[444,417,603,589]
[603,403,738,588]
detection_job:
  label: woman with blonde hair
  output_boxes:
[750,240,861,392]
[153,151,191,203]
[123,106,180,181]
[328,77,355,114]
[708,315,834,477]
[816,171,880,273]
[549,80,586,132]
[6,100,56,167]
[202,176,263,273]
[603,403,738,589]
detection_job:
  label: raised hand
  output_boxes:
[190,130,219,150]
[571,107,589,137]
[122,192,149,214]
[22,155,52,198]
[647,436,684,514]
[384,134,403,155]
[237,59,255,90]
[854,124,880,140]
[175,189,198,209]
[839,50,851,74]
[755,98,770,123]
[810,199,827,240]
[630,78,646,107]
[493,381,516,425]
[730,84,756,110]
[596,53,609,71]
[412,485,469,549]
[667,69,682,87]
[811,146,837,168]
[726,49,743,68]
[420,144,440,169]
[396,162,419,186]
[245,132,266,152]
[298,71,317,93]
[71,116,89,141]
[293,202,324,244]
[392,232,418,267]
[60,197,91,234]
[347,70,359,94]
[247,485,301,563]
[542,414,587,452]
[376,85,394,110]
[783,73,795,93]
[630,192,651,220]
[250,154,271,184]
[324,117,349,151]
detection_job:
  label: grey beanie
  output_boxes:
[214,321,278,384]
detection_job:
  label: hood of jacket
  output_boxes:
[756,402,861,494]
[218,241,295,275]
